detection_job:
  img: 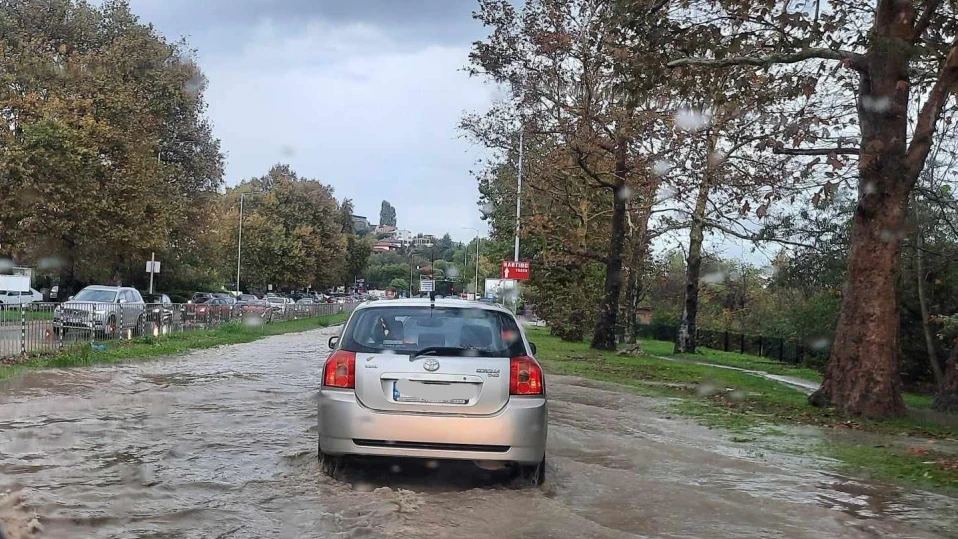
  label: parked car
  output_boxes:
[267,296,293,313]
[239,298,273,322]
[142,293,174,329]
[53,286,146,337]
[190,292,213,304]
[0,288,43,306]
[317,299,547,485]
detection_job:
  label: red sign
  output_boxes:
[501,260,531,281]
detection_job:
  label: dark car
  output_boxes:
[191,292,213,304]
[142,293,175,330]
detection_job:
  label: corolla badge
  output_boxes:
[423,358,441,372]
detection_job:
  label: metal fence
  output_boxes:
[0,301,356,362]
[633,323,831,366]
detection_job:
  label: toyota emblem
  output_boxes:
[423,358,440,372]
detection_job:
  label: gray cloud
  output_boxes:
[117,0,496,241]
[130,0,482,50]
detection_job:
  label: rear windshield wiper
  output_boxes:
[409,346,468,360]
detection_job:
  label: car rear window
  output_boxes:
[340,306,527,357]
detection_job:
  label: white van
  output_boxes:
[0,288,43,305]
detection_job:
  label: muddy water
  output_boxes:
[1,327,955,539]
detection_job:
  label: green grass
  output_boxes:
[825,444,958,491]
[0,309,53,322]
[0,312,348,381]
[527,327,958,490]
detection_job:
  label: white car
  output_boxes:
[317,298,547,485]
[0,288,43,305]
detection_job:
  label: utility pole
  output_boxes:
[236,191,262,294]
[148,252,156,294]
[515,129,523,262]
[236,193,245,294]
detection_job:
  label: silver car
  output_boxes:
[53,286,146,337]
[317,299,547,485]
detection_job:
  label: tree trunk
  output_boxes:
[591,187,627,350]
[675,135,714,354]
[933,336,958,413]
[809,7,914,416]
[625,208,652,344]
[915,222,944,389]
[591,132,630,351]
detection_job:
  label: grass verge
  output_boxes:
[528,327,958,491]
[0,312,348,381]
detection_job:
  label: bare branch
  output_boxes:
[772,147,860,156]
[667,48,867,72]
[908,40,958,172]
[913,0,945,42]
[560,245,609,264]
[705,219,820,250]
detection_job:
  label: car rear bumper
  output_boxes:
[318,388,547,464]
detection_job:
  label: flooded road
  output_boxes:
[1,326,955,538]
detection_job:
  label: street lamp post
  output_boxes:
[236,191,262,294]
[463,227,481,300]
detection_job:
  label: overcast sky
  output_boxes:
[125,0,494,242]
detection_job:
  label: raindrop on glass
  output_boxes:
[674,108,712,132]
[808,337,831,351]
[653,160,672,177]
[861,95,891,112]
[37,256,64,271]
[701,270,726,285]
[390,464,402,474]
[696,382,718,397]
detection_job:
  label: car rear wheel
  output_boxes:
[318,439,345,477]
[99,316,117,339]
[514,456,546,488]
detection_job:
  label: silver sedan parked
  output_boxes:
[317,299,547,485]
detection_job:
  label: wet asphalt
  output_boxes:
[1,326,955,538]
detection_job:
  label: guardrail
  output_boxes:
[0,301,356,361]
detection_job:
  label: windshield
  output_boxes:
[72,289,117,302]
[340,306,526,357]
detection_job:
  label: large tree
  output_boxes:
[0,0,223,292]
[660,0,958,417]
[469,0,668,349]
[379,200,397,227]
[221,165,346,291]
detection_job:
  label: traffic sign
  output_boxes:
[501,260,531,281]
[420,279,435,292]
[145,261,161,273]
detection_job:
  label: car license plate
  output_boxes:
[393,381,469,405]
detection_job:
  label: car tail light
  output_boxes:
[323,350,356,389]
[510,356,544,395]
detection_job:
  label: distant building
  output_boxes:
[394,229,413,245]
[413,234,436,248]
[351,215,370,232]
[372,239,403,252]
[375,224,397,234]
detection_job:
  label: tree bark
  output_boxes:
[591,137,630,351]
[933,336,958,413]
[591,188,627,350]
[625,206,652,344]
[809,4,915,416]
[915,221,944,389]
[675,135,714,354]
